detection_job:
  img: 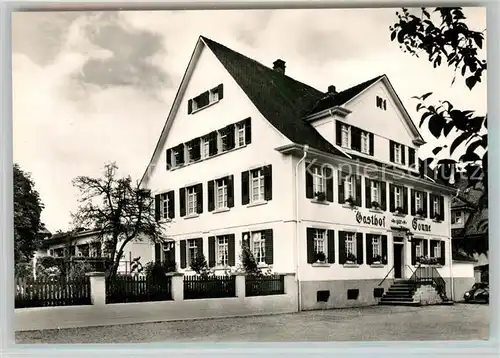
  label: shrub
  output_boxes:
[190,252,208,274]
[241,244,261,276]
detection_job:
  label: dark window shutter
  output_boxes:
[264,165,272,201]
[226,124,235,150]
[389,184,395,212]
[355,175,362,207]
[401,145,406,165]
[338,231,346,264]
[440,241,446,265]
[430,240,437,257]
[208,180,215,212]
[242,232,250,248]
[382,235,388,264]
[199,91,209,107]
[196,238,203,257]
[306,228,315,264]
[336,121,342,146]
[327,230,335,263]
[179,188,186,217]
[166,149,172,170]
[192,138,201,161]
[188,99,193,114]
[423,239,429,257]
[338,171,345,204]
[180,240,187,269]
[423,192,428,218]
[196,184,203,214]
[244,118,252,144]
[209,131,218,156]
[325,167,333,202]
[227,175,235,208]
[241,170,250,205]
[208,237,216,267]
[366,234,373,265]
[176,144,185,166]
[389,141,395,162]
[411,240,416,266]
[264,229,274,264]
[217,83,224,100]
[351,127,361,152]
[429,194,435,218]
[403,187,408,214]
[155,194,161,221]
[369,133,374,156]
[154,243,161,263]
[228,234,235,266]
[380,182,387,211]
[440,195,445,220]
[411,189,416,216]
[356,233,363,264]
[409,148,416,168]
[305,162,313,199]
[167,190,175,219]
[365,178,371,208]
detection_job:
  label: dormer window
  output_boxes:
[376,96,387,110]
[361,131,370,154]
[341,124,351,148]
[394,143,402,164]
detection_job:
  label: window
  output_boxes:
[314,230,326,254]
[216,178,228,210]
[372,236,381,257]
[160,193,170,219]
[341,124,351,148]
[415,191,422,211]
[186,143,193,163]
[361,132,370,154]
[344,175,355,200]
[202,137,210,159]
[415,240,423,258]
[433,197,439,215]
[186,187,197,215]
[219,132,229,152]
[345,232,356,257]
[371,181,379,203]
[251,169,265,203]
[187,239,198,265]
[312,167,326,194]
[236,123,246,147]
[376,96,387,110]
[209,87,220,103]
[395,186,402,208]
[394,143,402,164]
[173,149,181,166]
[216,236,229,266]
[433,242,441,258]
[251,232,266,264]
[452,211,462,224]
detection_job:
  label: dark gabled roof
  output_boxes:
[307,75,384,115]
[201,36,346,156]
[462,205,488,237]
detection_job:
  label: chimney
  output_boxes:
[328,85,337,95]
[273,59,286,74]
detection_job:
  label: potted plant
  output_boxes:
[345,196,355,207]
[314,191,326,202]
[416,208,425,218]
[372,254,383,264]
[346,252,357,264]
[315,251,327,263]
[371,201,380,210]
[432,213,443,222]
[395,206,404,215]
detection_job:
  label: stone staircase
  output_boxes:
[379,280,453,306]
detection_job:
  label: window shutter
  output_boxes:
[264,229,274,264]
[208,180,215,212]
[338,171,345,204]
[440,241,446,265]
[423,192,428,218]
[179,188,186,217]
[217,83,224,100]
[192,138,201,161]
[430,240,437,257]
[325,167,333,202]
[369,133,374,155]
[209,131,218,156]
[166,149,172,170]
[336,121,342,146]
[409,148,416,168]
[389,141,395,163]
[306,228,315,264]
[439,195,445,220]
[264,165,273,201]
[188,99,193,114]
[411,189,416,216]
[355,175,362,207]
[366,234,373,265]
[423,239,429,257]
[196,238,203,258]
[389,184,395,212]
[338,232,346,264]
[226,124,235,150]
[176,144,185,165]
[155,194,161,221]
[380,182,387,211]
[196,183,203,214]
[241,170,250,205]
[180,240,187,269]
[401,145,406,165]
[327,230,335,263]
[382,235,388,264]
[365,178,371,208]
[154,243,161,263]
[351,127,361,152]
[403,186,408,214]
[356,233,363,264]
[208,236,216,267]
[305,162,313,199]
[228,234,235,266]
[429,194,435,218]
[167,190,175,219]
[411,240,416,266]
[244,118,252,145]
[227,175,235,208]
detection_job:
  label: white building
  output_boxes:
[137,36,474,309]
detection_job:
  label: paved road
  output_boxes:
[16,303,488,343]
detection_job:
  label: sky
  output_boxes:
[11,8,487,233]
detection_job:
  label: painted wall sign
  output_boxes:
[391,217,407,226]
[412,217,432,232]
[355,211,386,228]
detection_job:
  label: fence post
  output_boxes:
[86,272,106,306]
[283,273,297,296]
[167,272,184,301]
[234,273,246,298]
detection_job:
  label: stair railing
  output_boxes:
[408,263,447,299]
[378,265,394,286]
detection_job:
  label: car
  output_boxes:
[463,282,489,304]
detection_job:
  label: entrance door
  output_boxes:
[393,244,403,279]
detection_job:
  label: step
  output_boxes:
[380,297,415,302]
[388,288,415,293]
[378,300,420,306]
[383,294,414,299]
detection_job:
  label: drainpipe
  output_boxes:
[448,194,455,301]
[295,144,309,312]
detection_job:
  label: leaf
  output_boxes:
[473,32,483,49]
[481,134,487,148]
[460,152,481,162]
[450,131,471,154]
[391,31,397,42]
[428,115,445,138]
[443,121,454,137]
[421,92,433,101]
[419,111,433,127]
[416,103,423,111]
[466,140,482,157]
[432,147,443,155]
[466,75,478,90]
